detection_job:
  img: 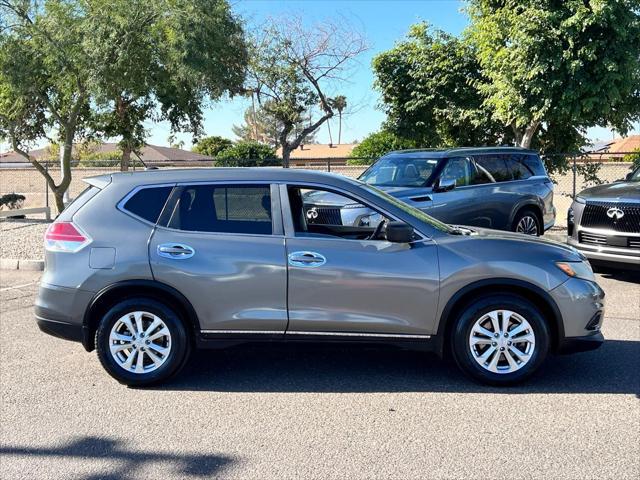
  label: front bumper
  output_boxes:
[557,331,604,354]
[568,236,640,266]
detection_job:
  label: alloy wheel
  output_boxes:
[109,311,172,374]
[516,215,538,235]
[468,309,536,374]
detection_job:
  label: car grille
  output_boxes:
[579,231,607,245]
[305,206,342,225]
[580,202,640,233]
[579,231,640,249]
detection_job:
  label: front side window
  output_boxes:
[167,184,272,234]
[359,155,441,187]
[288,185,391,241]
[440,157,472,186]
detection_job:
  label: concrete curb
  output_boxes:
[0,259,44,271]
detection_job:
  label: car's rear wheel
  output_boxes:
[451,295,549,385]
[512,209,541,236]
[96,298,191,386]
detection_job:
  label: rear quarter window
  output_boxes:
[122,186,173,223]
[522,154,547,176]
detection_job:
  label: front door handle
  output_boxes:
[157,243,195,259]
[288,251,326,267]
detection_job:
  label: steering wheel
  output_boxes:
[367,218,388,241]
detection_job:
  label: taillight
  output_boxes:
[44,221,92,253]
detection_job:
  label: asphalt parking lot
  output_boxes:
[0,269,638,479]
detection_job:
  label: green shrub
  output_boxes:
[622,148,640,171]
[216,141,279,167]
[193,136,234,157]
[348,131,416,165]
[0,193,26,210]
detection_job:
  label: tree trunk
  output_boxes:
[282,147,291,168]
[327,120,333,145]
[121,145,132,171]
[338,114,342,145]
[512,121,540,148]
[52,188,66,214]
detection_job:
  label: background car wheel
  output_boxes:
[451,295,550,386]
[96,298,191,386]
[512,209,541,236]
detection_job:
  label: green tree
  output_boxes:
[0,0,247,214]
[0,0,93,213]
[373,23,509,148]
[245,17,367,167]
[215,141,279,167]
[192,136,233,157]
[348,131,416,165]
[467,0,640,148]
[85,0,247,171]
[232,101,317,147]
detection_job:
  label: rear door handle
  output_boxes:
[288,251,326,267]
[157,243,195,259]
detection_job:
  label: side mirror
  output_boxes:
[625,172,633,181]
[385,221,414,243]
[434,177,456,192]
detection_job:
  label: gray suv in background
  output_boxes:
[568,165,640,267]
[37,168,603,387]
[305,147,555,235]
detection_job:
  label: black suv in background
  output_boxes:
[568,165,640,268]
[305,147,556,235]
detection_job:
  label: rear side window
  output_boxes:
[167,184,272,235]
[505,154,533,180]
[123,186,172,223]
[522,154,547,176]
[473,155,512,183]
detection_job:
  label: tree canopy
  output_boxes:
[348,131,416,164]
[373,23,509,148]
[0,0,247,212]
[374,2,640,153]
[245,17,367,166]
[216,141,278,167]
[192,136,234,157]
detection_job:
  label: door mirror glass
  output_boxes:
[385,221,414,243]
[435,177,456,192]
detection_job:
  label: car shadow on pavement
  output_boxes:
[0,436,235,480]
[594,267,640,284]
[159,339,640,395]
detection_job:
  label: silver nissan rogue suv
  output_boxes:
[36,168,604,387]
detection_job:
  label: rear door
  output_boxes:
[149,182,288,334]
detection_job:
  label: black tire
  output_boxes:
[450,295,550,386]
[96,298,191,387]
[512,208,541,236]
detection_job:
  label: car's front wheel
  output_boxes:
[96,298,191,386]
[451,295,550,385]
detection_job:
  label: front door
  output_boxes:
[282,184,440,337]
[149,183,287,333]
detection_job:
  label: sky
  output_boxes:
[147,0,637,149]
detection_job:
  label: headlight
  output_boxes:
[574,196,586,204]
[555,261,595,281]
[343,203,365,209]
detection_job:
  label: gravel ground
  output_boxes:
[0,270,638,479]
[0,219,50,259]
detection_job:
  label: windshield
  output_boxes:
[630,167,640,181]
[362,183,455,233]
[359,155,442,187]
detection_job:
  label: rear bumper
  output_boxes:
[35,282,94,347]
[557,331,605,354]
[36,316,85,343]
